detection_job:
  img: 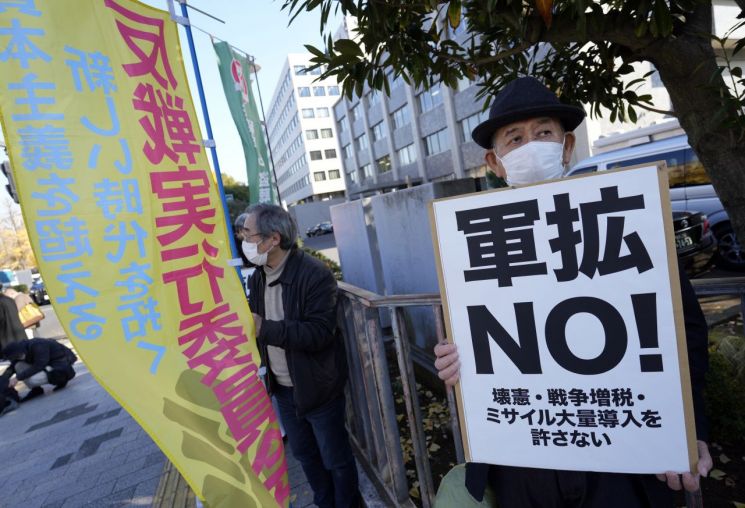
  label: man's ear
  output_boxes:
[563,132,576,166]
[485,150,506,179]
[271,231,282,247]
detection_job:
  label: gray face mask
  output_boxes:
[495,137,566,186]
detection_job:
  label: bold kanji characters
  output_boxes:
[611,388,635,407]
[531,428,550,446]
[492,387,511,405]
[456,199,547,286]
[512,388,530,406]
[18,124,72,170]
[104,0,178,89]
[0,17,49,68]
[8,72,62,121]
[547,186,654,280]
[547,388,568,406]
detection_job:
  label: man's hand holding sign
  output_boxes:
[430,77,711,508]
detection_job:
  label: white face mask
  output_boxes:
[495,140,566,186]
[241,239,271,266]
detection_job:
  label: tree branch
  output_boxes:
[635,103,676,116]
[523,11,658,52]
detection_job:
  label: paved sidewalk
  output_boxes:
[0,339,324,508]
[0,354,166,507]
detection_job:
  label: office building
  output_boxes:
[265,54,346,206]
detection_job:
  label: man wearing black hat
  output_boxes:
[434,76,711,507]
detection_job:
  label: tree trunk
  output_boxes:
[644,4,745,253]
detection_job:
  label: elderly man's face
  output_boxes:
[243,214,275,255]
[485,116,575,178]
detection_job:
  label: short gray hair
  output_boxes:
[245,203,298,249]
[234,212,250,231]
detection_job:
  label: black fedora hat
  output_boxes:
[471,77,586,149]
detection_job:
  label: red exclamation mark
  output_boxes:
[631,293,663,372]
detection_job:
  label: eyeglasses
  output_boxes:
[238,229,264,241]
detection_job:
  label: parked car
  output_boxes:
[673,211,716,275]
[568,134,744,270]
[306,221,333,237]
[30,274,49,305]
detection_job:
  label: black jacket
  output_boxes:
[464,264,710,502]
[0,294,26,352]
[1,338,77,382]
[247,248,347,416]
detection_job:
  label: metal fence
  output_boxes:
[337,282,463,508]
[338,277,745,508]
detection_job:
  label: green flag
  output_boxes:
[213,41,277,204]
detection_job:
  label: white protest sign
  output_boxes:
[429,165,696,474]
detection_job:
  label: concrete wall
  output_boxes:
[289,198,345,238]
[330,199,386,296]
[370,179,478,349]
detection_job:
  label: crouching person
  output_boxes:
[2,338,78,402]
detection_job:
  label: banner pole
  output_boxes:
[177,1,240,262]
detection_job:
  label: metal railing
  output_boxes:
[337,282,463,508]
[338,277,745,508]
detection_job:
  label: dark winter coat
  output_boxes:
[1,338,77,382]
[247,248,347,417]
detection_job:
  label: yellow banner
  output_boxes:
[0,1,288,506]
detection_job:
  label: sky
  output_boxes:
[0,0,343,188]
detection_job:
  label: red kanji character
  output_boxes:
[104,0,178,89]
[157,90,200,164]
[221,379,274,453]
[188,334,252,386]
[177,304,242,358]
[252,427,290,506]
[151,166,216,246]
[133,83,177,164]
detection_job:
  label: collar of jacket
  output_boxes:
[260,246,302,288]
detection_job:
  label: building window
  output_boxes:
[459,110,488,142]
[354,133,369,151]
[424,128,450,156]
[329,169,341,179]
[396,143,417,166]
[361,163,374,181]
[310,150,323,161]
[328,85,340,95]
[457,75,475,92]
[302,108,315,118]
[418,82,443,113]
[376,155,391,174]
[390,73,405,89]
[308,66,322,75]
[314,171,326,181]
[372,122,386,142]
[321,128,333,138]
[338,116,348,133]
[391,105,411,130]
[293,65,306,75]
[343,144,353,159]
[347,168,358,184]
[313,86,326,96]
[306,129,319,140]
[350,103,363,123]
[325,149,337,159]
[316,107,330,117]
[298,86,310,97]
[368,90,381,107]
